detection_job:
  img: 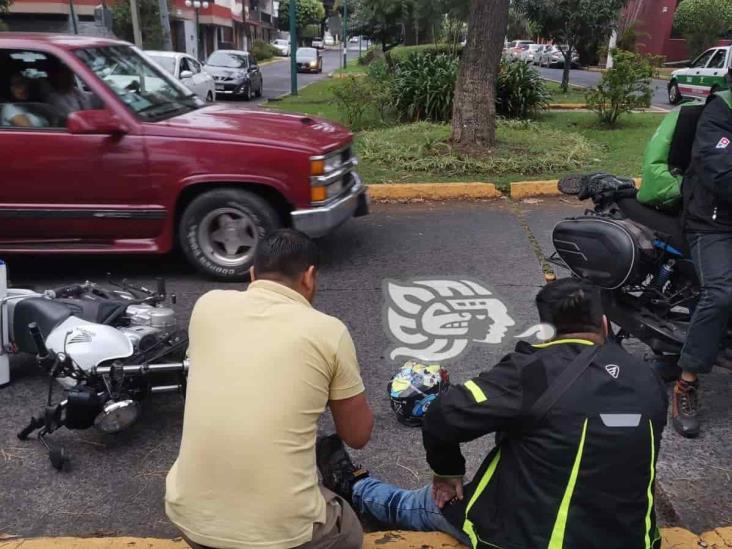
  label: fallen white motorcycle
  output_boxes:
[0,261,188,470]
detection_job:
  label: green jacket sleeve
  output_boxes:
[638,109,683,210]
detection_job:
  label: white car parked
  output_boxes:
[271,39,291,56]
[146,51,216,102]
[521,44,542,63]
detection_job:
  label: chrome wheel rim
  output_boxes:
[197,207,259,267]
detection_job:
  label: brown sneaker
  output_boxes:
[671,379,700,438]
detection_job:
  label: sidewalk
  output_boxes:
[1,529,731,548]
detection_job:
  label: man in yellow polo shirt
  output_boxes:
[166,229,373,549]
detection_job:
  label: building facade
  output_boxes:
[624,0,731,62]
[2,0,278,60]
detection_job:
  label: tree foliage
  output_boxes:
[350,0,469,51]
[674,0,732,57]
[514,0,628,90]
[111,0,164,49]
[278,0,326,33]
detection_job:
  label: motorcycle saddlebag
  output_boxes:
[553,216,652,290]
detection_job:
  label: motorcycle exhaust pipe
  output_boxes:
[91,360,188,376]
[0,260,9,388]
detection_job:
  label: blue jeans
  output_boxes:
[679,232,732,374]
[352,477,471,546]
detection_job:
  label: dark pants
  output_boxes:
[679,232,732,374]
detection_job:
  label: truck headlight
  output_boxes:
[309,149,352,203]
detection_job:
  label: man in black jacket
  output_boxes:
[317,278,668,549]
[676,81,732,438]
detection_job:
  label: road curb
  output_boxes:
[368,182,501,202]
[1,529,731,548]
[258,57,287,68]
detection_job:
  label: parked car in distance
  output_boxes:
[311,38,324,49]
[296,47,323,73]
[537,45,580,68]
[531,45,550,65]
[0,34,368,280]
[506,40,533,60]
[271,38,290,56]
[668,45,731,104]
[146,51,216,102]
[205,49,263,100]
[324,35,335,46]
[521,43,542,63]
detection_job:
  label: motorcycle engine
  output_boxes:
[121,304,177,352]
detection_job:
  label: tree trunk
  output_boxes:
[562,51,571,92]
[451,0,510,150]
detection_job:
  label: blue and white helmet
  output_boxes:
[388,361,449,427]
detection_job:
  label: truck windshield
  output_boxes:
[75,45,201,121]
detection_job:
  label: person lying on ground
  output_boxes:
[317,278,668,549]
[165,229,373,549]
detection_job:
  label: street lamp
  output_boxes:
[185,0,210,60]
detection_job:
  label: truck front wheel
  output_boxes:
[179,189,281,280]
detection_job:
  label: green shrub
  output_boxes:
[358,46,382,66]
[496,60,550,119]
[586,49,653,126]
[390,52,459,122]
[387,44,462,64]
[251,39,280,62]
[332,76,375,130]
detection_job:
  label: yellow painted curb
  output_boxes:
[510,179,559,199]
[2,529,731,548]
[548,103,588,110]
[258,57,287,68]
[368,182,501,202]
[510,177,642,199]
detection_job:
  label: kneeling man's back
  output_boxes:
[166,230,372,549]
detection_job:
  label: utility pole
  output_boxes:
[130,0,143,47]
[289,0,298,95]
[68,0,79,34]
[158,0,174,50]
[606,29,618,69]
[342,0,347,68]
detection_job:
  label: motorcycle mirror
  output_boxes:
[156,278,167,299]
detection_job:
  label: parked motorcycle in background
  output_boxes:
[0,261,188,470]
[548,174,732,377]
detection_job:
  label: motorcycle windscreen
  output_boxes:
[553,217,639,290]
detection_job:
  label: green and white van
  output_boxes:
[668,46,730,104]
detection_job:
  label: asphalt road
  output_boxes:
[537,66,672,109]
[252,49,343,104]
[0,199,729,539]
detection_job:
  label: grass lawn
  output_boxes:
[544,81,588,105]
[268,78,663,191]
[268,78,343,121]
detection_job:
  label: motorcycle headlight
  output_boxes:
[94,400,141,434]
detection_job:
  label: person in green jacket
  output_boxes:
[637,100,707,211]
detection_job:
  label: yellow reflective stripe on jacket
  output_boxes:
[548,418,589,549]
[463,449,501,548]
[464,380,487,403]
[644,420,656,549]
[532,338,596,349]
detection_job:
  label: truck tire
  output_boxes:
[179,189,281,280]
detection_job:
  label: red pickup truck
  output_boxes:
[0,34,368,280]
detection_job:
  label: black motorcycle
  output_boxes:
[547,175,731,375]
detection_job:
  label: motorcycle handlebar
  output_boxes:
[47,284,84,297]
[28,322,49,359]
